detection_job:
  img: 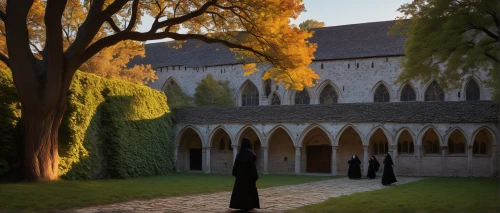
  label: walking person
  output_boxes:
[229,138,260,212]
[347,155,362,179]
[381,153,397,185]
[367,156,380,179]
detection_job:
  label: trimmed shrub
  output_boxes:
[0,69,175,180]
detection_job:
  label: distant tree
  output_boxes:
[299,19,326,30]
[164,86,194,109]
[392,0,499,99]
[194,74,234,106]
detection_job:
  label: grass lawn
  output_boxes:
[0,172,334,212]
[288,177,500,213]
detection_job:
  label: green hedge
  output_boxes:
[0,69,175,180]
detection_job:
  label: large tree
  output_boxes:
[299,19,325,30]
[0,0,318,181]
[393,0,499,98]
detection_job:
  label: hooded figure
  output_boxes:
[347,155,362,179]
[381,153,397,185]
[367,156,380,179]
[230,138,260,211]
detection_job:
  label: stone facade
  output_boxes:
[132,21,499,178]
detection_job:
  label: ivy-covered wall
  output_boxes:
[0,69,175,180]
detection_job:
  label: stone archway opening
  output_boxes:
[472,129,494,176]
[178,128,203,172]
[369,129,389,172]
[268,128,295,174]
[210,128,232,174]
[302,127,331,173]
[238,127,263,172]
[337,127,363,174]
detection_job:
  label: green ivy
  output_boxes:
[0,69,175,180]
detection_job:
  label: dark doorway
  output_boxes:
[190,148,202,171]
[306,145,331,173]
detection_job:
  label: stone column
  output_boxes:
[490,145,498,177]
[391,145,397,176]
[415,145,422,176]
[263,147,269,174]
[467,145,473,177]
[205,147,211,173]
[331,146,338,176]
[441,146,447,177]
[232,145,238,163]
[295,147,301,174]
[363,146,369,176]
[201,148,206,173]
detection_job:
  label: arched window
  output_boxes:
[466,79,480,101]
[163,79,180,93]
[448,140,455,154]
[402,141,409,153]
[400,84,416,101]
[319,84,338,104]
[264,79,272,97]
[271,92,281,105]
[473,141,488,154]
[374,84,390,102]
[409,142,414,153]
[294,90,310,105]
[373,141,388,155]
[374,142,379,155]
[398,141,414,154]
[425,81,444,101]
[241,82,259,106]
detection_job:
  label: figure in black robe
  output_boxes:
[367,156,379,179]
[381,153,397,185]
[347,155,362,179]
[230,138,260,211]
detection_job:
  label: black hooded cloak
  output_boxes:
[381,153,397,185]
[347,155,362,179]
[229,138,260,210]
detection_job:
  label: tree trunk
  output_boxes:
[19,98,66,181]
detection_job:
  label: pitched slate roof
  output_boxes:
[172,101,499,124]
[129,20,406,68]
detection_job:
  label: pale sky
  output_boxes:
[139,0,411,43]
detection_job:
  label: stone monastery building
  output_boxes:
[131,20,499,177]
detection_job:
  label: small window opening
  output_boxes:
[342,86,344,91]
[386,57,389,62]
[458,92,461,98]
[371,62,374,68]
[321,63,324,69]
[356,63,359,68]
[348,64,350,69]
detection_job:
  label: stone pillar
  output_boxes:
[201,148,206,173]
[205,147,211,173]
[391,145,397,176]
[232,145,238,163]
[295,147,301,174]
[441,146,447,177]
[415,145,422,176]
[490,145,498,177]
[363,146,369,176]
[467,145,473,177]
[263,147,269,174]
[331,146,338,176]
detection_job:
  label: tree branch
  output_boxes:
[152,0,217,31]
[124,0,139,31]
[468,23,499,41]
[74,31,271,72]
[106,17,121,32]
[484,50,500,64]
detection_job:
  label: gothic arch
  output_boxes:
[394,127,416,143]
[417,125,443,146]
[268,91,281,105]
[371,81,393,102]
[265,125,295,147]
[366,125,394,145]
[238,79,260,106]
[161,77,181,92]
[208,125,234,147]
[234,124,264,146]
[471,126,498,146]
[398,82,417,101]
[443,127,468,146]
[293,88,312,105]
[316,80,341,103]
[176,125,206,147]
[462,76,483,101]
[334,123,365,146]
[298,124,334,147]
[423,80,445,101]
